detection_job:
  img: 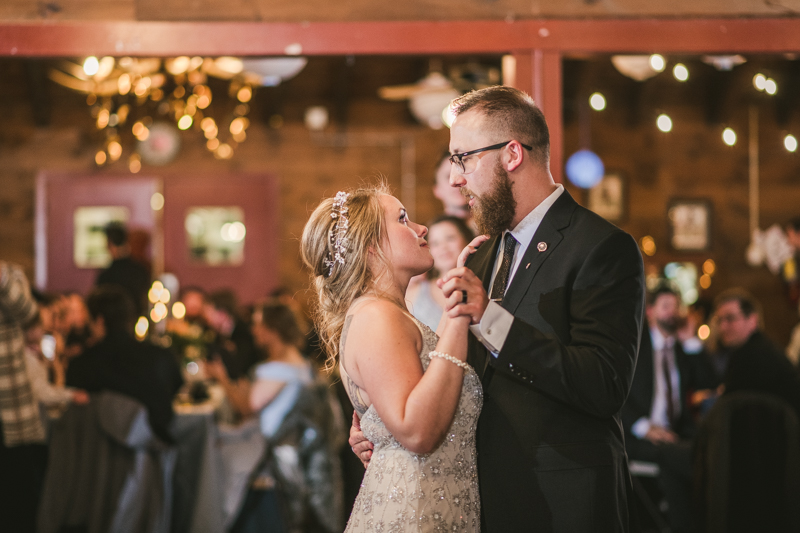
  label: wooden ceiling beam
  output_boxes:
[2,18,800,57]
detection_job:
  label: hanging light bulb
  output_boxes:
[764,78,777,95]
[672,63,689,82]
[649,54,666,72]
[656,114,672,133]
[722,128,737,146]
[589,92,606,111]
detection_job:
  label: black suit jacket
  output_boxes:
[622,329,707,458]
[66,331,184,443]
[724,331,800,417]
[466,190,645,532]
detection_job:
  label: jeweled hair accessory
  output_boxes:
[324,191,350,277]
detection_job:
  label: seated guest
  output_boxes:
[714,288,800,415]
[206,301,313,433]
[207,290,258,379]
[62,291,92,359]
[24,294,89,414]
[623,284,713,533]
[206,301,316,533]
[66,285,183,443]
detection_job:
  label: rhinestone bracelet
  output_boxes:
[428,350,470,371]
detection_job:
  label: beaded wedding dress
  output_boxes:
[344,319,483,533]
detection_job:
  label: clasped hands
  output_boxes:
[436,235,491,325]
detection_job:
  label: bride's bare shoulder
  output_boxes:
[346,298,420,346]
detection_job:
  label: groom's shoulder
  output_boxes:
[566,200,630,242]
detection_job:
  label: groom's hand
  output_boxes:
[349,411,374,468]
[438,266,489,325]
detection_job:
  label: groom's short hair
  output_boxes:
[451,86,550,169]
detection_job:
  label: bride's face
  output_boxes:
[378,195,433,279]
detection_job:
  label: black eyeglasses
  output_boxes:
[448,141,533,174]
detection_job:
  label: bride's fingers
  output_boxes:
[457,235,490,268]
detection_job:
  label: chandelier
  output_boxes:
[49,56,307,170]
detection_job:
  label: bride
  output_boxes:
[301,184,482,532]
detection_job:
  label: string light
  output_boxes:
[135,317,149,339]
[785,134,798,152]
[673,63,689,82]
[640,236,657,256]
[722,128,737,146]
[649,54,666,72]
[753,73,767,91]
[589,92,606,111]
[172,302,186,320]
[656,114,673,133]
[150,192,165,210]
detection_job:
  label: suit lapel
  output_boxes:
[501,190,577,315]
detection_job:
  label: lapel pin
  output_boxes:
[525,263,531,269]
[537,242,547,252]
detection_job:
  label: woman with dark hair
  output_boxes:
[406,215,474,330]
[207,301,313,436]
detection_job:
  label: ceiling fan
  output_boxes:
[378,61,501,129]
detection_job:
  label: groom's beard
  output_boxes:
[463,159,517,237]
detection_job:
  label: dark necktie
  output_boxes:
[662,344,676,427]
[490,232,517,301]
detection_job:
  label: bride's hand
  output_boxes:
[438,267,489,325]
[457,235,490,268]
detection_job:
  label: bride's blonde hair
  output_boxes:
[300,182,392,371]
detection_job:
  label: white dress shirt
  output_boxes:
[469,184,564,354]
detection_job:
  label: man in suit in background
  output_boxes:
[439,86,645,532]
[623,284,711,533]
[715,288,800,416]
[96,222,151,317]
[67,285,183,443]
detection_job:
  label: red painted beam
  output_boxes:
[2,18,800,57]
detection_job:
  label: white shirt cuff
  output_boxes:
[468,300,515,357]
[631,417,651,439]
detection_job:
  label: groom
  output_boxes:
[352,86,644,532]
[441,86,644,532]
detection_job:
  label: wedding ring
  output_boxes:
[461,290,468,304]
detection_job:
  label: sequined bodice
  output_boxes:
[345,319,483,532]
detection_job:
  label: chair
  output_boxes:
[694,391,800,533]
[257,377,347,533]
[37,391,176,533]
[629,459,670,533]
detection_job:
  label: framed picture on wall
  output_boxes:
[586,172,626,223]
[668,199,712,251]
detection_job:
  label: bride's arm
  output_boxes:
[347,299,470,455]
